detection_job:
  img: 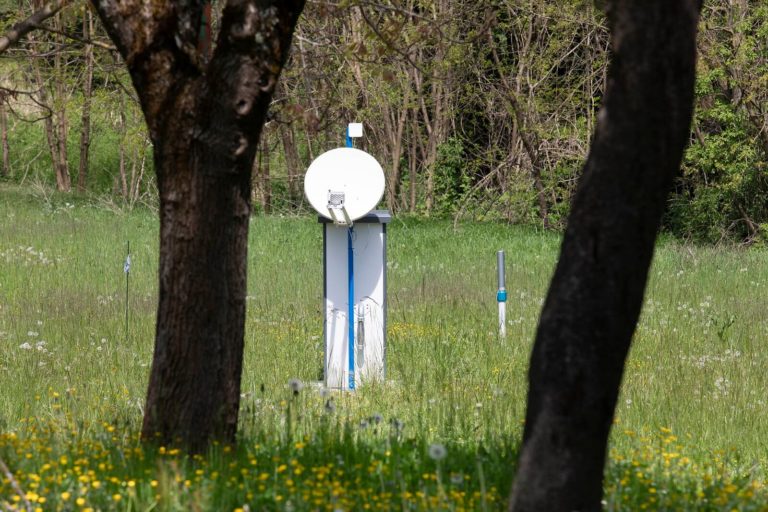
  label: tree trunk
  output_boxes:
[486,26,551,229]
[118,106,128,198]
[52,13,71,191]
[508,1,701,510]
[77,8,94,193]
[0,100,9,177]
[278,122,300,203]
[385,82,411,211]
[30,54,64,190]
[92,0,305,451]
[256,132,272,213]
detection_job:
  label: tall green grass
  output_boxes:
[1,183,767,510]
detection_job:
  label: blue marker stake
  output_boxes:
[497,250,507,337]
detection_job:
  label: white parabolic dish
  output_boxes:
[304,148,385,222]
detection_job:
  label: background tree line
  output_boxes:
[0,0,766,243]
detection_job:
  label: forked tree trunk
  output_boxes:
[92,0,305,451]
[77,8,94,192]
[509,1,701,510]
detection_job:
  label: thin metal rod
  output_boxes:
[497,250,506,290]
[348,227,355,390]
[125,241,130,340]
[497,250,507,338]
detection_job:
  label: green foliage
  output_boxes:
[2,187,768,507]
[665,0,768,246]
[668,100,766,243]
[431,137,468,217]
[2,0,767,245]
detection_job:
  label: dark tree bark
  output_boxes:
[509,1,701,511]
[91,0,305,451]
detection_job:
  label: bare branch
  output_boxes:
[0,0,68,55]
[32,23,117,51]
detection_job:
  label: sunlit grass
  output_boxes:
[1,183,767,510]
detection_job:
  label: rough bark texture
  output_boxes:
[91,0,305,451]
[508,1,701,511]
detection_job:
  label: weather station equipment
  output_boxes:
[304,123,391,391]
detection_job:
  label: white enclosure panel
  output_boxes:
[324,223,386,389]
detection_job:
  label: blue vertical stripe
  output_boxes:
[348,226,355,390]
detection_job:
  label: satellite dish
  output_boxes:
[304,148,385,224]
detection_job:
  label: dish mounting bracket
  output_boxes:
[327,190,353,226]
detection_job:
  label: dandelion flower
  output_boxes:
[288,378,303,395]
[428,443,447,461]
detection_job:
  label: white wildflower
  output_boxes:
[288,378,303,394]
[428,443,447,461]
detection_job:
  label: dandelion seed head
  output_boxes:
[428,443,447,461]
[288,378,303,394]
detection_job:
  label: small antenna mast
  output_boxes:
[124,241,131,341]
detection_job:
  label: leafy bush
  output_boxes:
[666,98,768,244]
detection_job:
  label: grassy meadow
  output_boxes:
[1,182,767,511]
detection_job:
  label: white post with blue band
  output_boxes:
[497,250,507,338]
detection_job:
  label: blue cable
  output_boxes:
[346,126,353,149]
[348,226,355,390]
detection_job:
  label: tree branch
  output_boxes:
[0,0,68,55]
[32,23,117,51]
